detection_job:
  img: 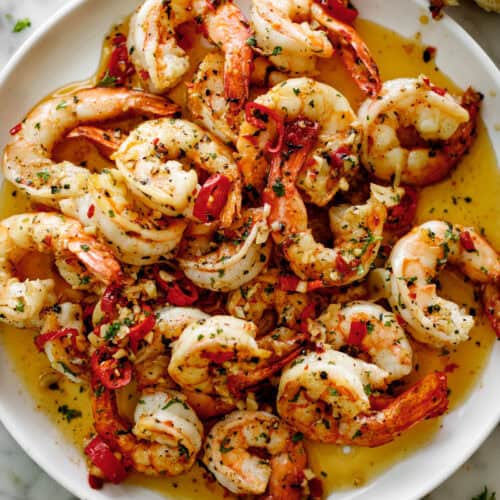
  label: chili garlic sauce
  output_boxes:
[1,15,499,499]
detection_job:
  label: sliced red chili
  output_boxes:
[347,320,367,346]
[100,284,122,322]
[35,328,79,352]
[84,436,128,484]
[385,186,418,234]
[459,231,476,252]
[167,280,199,306]
[9,123,22,136]
[87,204,95,219]
[245,102,285,154]
[101,35,134,86]
[444,363,459,373]
[193,174,232,223]
[278,275,324,292]
[314,0,358,24]
[422,77,447,96]
[284,118,320,149]
[128,312,156,353]
[91,347,132,390]
[201,351,234,363]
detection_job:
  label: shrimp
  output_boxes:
[59,169,187,266]
[178,207,272,292]
[277,349,449,446]
[0,213,121,328]
[113,118,242,225]
[310,2,381,96]
[3,88,177,203]
[482,283,500,338]
[37,303,88,383]
[91,382,203,476]
[308,301,413,381]
[237,78,361,198]
[251,0,334,74]
[358,77,481,186]
[389,221,500,347]
[168,315,306,403]
[203,411,308,498]
[129,0,253,101]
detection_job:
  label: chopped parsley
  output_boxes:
[272,178,285,197]
[13,18,31,33]
[58,404,82,423]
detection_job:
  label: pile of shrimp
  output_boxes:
[2,0,498,497]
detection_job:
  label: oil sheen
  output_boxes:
[0,15,498,499]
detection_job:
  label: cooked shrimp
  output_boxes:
[359,77,481,186]
[389,221,500,346]
[178,207,272,292]
[168,315,305,402]
[251,0,334,74]
[203,410,308,498]
[277,349,449,446]
[3,88,177,203]
[308,301,413,381]
[482,283,500,338]
[0,213,121,328]
[237,77,361,196]
[310,2,381,96]
[37,303,88,383]
[59,169,187,266]
[91,383,203,476]
[113,118,242,225]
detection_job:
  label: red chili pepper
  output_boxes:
[84,436,128,484]
[284,118,319,149]
[91,347,132,390]
[87,204,95,219]
[459,231,476,252]
[444,363,459,373]
[396,314,407,327]
[278,274,300,292]
[385,186,418,234]
[9,123,22,136]
[34,328,79,352]
[104,35,135,86]
[100,284,122,322]
[201,351,234,363]
[299,302,317,334]
[314,0,358,24]
[347,320,367,346]
[309,478,324,499]
[329,145,351,170]
[336,254,357,275]
[88,474,104,490]
[422,77,447,97]
[167,280,199,306]
[245,102,285,154]
[128,312,156,353]
[139,69,150,81]
[193,174,232,223]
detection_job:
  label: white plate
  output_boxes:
[0,1,499,499]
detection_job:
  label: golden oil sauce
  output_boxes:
[0,13,499,499]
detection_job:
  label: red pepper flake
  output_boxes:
[9,123,22,135]
[396,314,407,327]
[245,102,285,154]
[100,284,122,322]
[278,274,300,292]
[139,69,150,81]
[88,474,104,490]
[459,231,476,252]
[35,328,79,352]
[313,0,358,24]
[422,77,447,96]
[335,254,357,275]
[385,185,418,234]
[329,145,351,170]
[444,363,459,373]
[347,320,367,346]
[309,478,324,499]
[193,174,232,223]
[84,436,128,485]
[201,351,234,363]
[87,204,95,219]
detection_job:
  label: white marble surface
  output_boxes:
[0,1,499,499]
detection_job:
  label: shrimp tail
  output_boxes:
[67,126,122,159]
[482,283,500,338]
[265,449,307,500]
[124,91,181,117]
[352,372,448,447]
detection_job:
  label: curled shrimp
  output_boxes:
[0,213,121,328]
[203,410,308,498]
[91,382,203,476]
[389,221,500,347]
[237,77,361,196]
[310,1,381,96]
[358,77,480,186]
[3,88,177,203]
[60,169,188,266]
[251,0,334,74]
[277,349,449,446]
[308,301,413,381]
[168,315,305,403]
[113,118,242,225]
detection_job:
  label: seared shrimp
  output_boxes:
[359,77,481,186]
[308,301,413,381]
[0,213,121,328]
[113,118,242,225]
[203,411,308,498]
[251,0,333,74]
[91,382,203,476]
[60,170,187,266]
[389,221,500,346]
[277,349,448,446]
[168,315,305,402]
[3,88,177,203]
[178,207,271,292]
[238,77,361,196]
